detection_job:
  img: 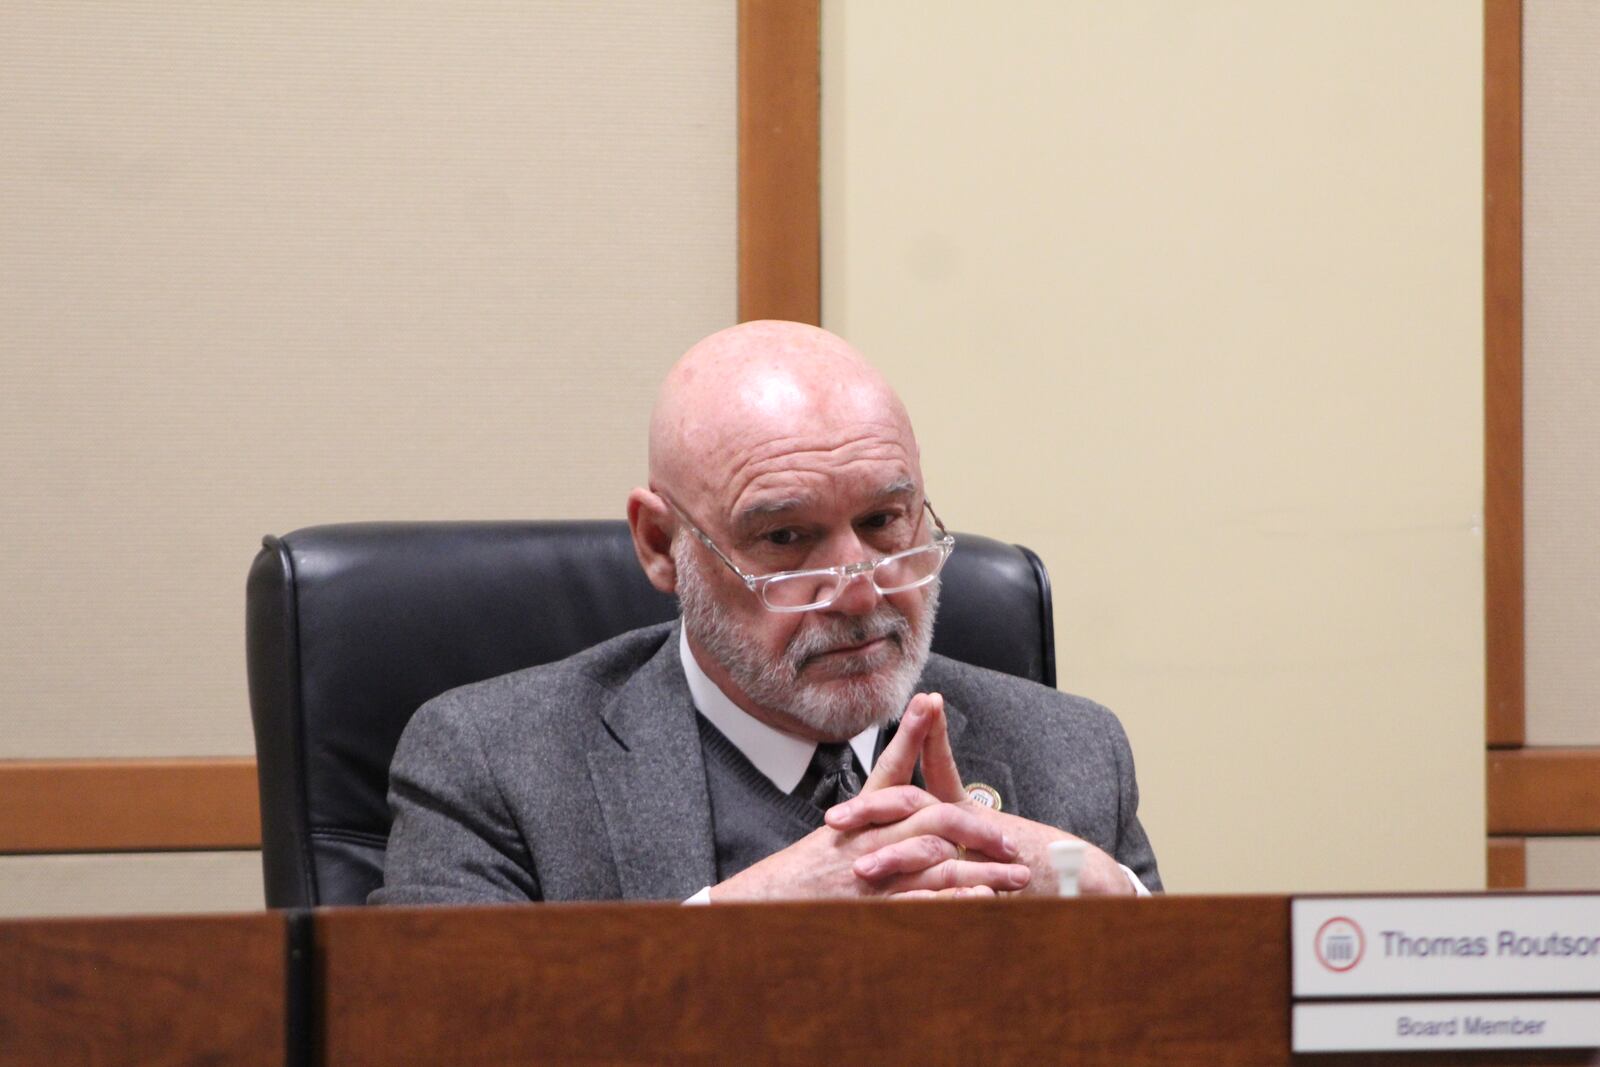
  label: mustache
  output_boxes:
[787,608,911,668]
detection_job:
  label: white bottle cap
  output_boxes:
[1047,839,1088,897]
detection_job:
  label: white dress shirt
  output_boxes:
[678,627,1147,901]
[681,626,880,793]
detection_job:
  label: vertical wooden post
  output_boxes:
[1484,0,1525,888]
[738,0,821,325]
[1484,0,1523,750]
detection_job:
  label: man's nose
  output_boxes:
[827,564,881,616]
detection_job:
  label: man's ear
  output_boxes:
[626,487,678,594]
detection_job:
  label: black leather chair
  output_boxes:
[246,521,1057,908]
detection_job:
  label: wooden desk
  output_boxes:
[0,911,287,1066]
[319,896,1285,1065]
[317,896,1600,1067]
[3,899,1594,1065]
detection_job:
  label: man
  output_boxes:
[374,321,1159,904]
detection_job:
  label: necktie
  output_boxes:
[806,741,863,810]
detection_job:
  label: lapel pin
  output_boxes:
[965,782,1002,811]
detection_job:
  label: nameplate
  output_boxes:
[1291,895,1600,1053]
[1292,895,1600,998]
[1293,999,1600,1053]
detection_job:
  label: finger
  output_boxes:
[861,696,939,793]
[885,860,1031,894]
[888,885,997,901]
[887,889,939,900]
[853,836,1013,881]
[825,784,937,831]
[852,834,956,881]
[916,693,965,803]
[900,803,1018,860]
[831,793,1020,862]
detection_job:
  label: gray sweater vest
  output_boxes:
[696,715,831,882]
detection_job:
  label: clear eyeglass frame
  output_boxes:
[660,493,955,613]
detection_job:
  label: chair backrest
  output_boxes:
[246,521,1057,907]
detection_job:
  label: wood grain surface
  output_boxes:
[1489,748,1600,834]
[738,0,820,325]
[1484,0,1524,749]
[1488,835,1528,889]
[319,896,1290,1067]
[0,911,284,1066]
[0,757,260,854]
[0,900,1588,1066]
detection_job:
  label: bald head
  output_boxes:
[649,321,918,507]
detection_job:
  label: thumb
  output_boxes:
[860,693,938,792]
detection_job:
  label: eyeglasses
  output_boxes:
[660,492,955,613]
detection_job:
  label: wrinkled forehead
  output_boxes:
[685,380,919,514]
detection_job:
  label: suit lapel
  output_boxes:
[943,698,1018,815]
[587,628,717,899]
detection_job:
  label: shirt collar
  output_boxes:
[678,625,879,793]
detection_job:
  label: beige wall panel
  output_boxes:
[0,3,736,757]
[823,1,1483,892]
[1525,837,1600,891]
[1523,0,1600,747]
[0,851,263,917]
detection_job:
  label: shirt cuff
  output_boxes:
[683,886,713,905]
[1119,863,1151,896]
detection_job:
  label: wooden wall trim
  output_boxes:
[1487,835,1526,889]
[737,0,821,325]
[1487,748,1600,834]
[1484,0,1524,748]
[0,758,260,854]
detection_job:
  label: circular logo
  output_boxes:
[1314,916,1365,972]
[965,783,1002,810]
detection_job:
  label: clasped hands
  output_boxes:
[708,694,1134,902]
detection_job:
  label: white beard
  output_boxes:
[673,537,938,739]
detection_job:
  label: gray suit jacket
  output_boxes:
[373,621,1160,904]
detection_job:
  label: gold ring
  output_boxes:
[954,844,968,863]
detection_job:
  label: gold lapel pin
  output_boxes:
[965,782,1002,811]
